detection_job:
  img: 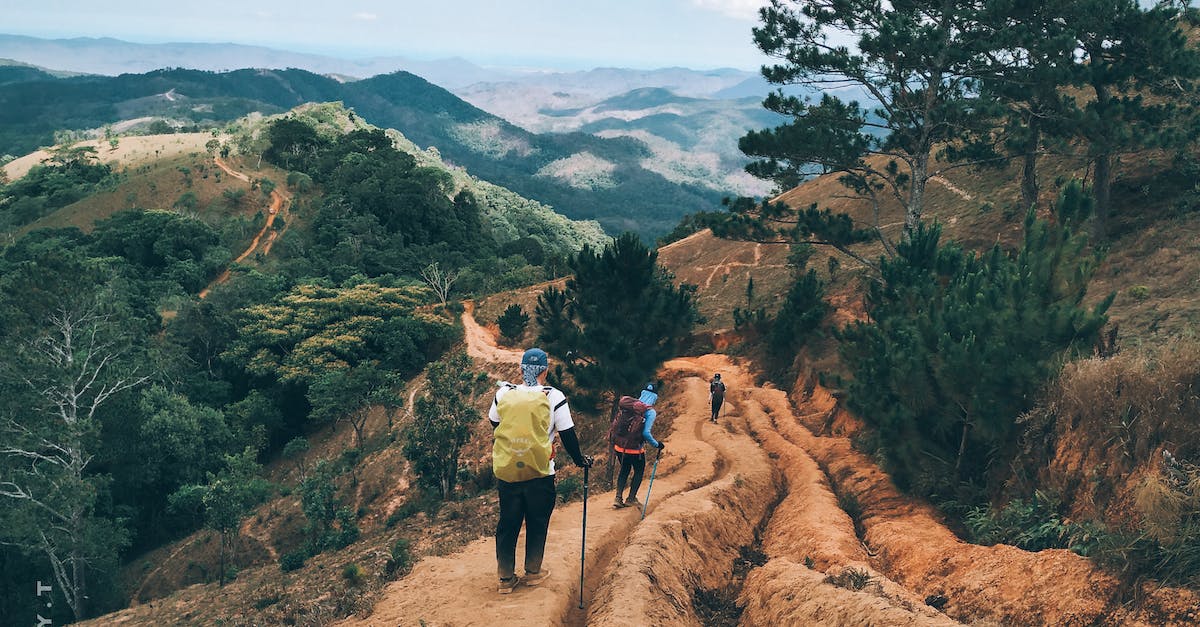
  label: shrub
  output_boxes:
[1127,285,1151,301]
[279,550,307,572]
[342,563,367,586]
[385,538,415,579]
[964,491,1083,552]
[556,475,583,503]
[824,567,873,590]
[330,507,360,550]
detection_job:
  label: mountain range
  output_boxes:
[0,34,813,234]
[0,36,804,190]
[0,65,731,237]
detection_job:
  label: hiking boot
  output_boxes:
[614,495,628,508]
[498,575,519,594]
[624,496,642,509]
[524,568,550,586]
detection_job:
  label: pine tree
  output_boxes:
[536,233,698,408]
[1065,0,1200,238]
[496,304,530,344]
[838,182,1112,498]
[974,0,1200,234]
[741,0,999,242]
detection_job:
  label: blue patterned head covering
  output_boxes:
[520,348,549,386]
[639,382,658,406]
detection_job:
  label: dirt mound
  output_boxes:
[742,560,959,626]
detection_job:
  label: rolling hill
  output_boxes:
[0,67,726,238]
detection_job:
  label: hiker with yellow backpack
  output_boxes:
[490,348,592,595]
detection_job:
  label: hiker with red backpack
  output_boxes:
[609,383,666,509]
[490,348,592,595]
[709,373,726,423]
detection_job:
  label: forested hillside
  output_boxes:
[0,100,612,623]
[0,67,722,238]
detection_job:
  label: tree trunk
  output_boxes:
[1090,75,1113,241]
[219,531,227,586]
[72,544,86,621]
[352,414,366,449]
[906,157,929,239]
[955,421,971,479]
[1021,151,1040,213]
[1092,153,1112,240]
[1021,120,1041,212]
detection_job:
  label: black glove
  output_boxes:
[655,441,665,452]
[578,455,594,468]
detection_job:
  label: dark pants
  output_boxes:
[496,475,556,580]
[616,451,646,500]
[711,394,724,420]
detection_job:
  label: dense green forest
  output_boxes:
[0,106,604,621]
[0,67,723,238]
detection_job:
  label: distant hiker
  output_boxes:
[490,347,592,595]
[608,383,665,509]
[709,373,726,423]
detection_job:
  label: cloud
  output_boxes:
[352,12,378,21]
[689,0,768,21]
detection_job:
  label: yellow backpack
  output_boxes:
[493,387,553,482]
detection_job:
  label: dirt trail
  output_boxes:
[128,535,203,606]
[461,301,525,365]
[341,352,762,626]
[345,308,1200,626]
[198,157,289,299]
[929,175,973,201]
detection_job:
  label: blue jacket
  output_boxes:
[639,389,660,448]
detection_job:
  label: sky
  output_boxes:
[5,0,775,71]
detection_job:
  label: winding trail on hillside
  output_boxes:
[929,175,973,201]
[345,308,1200,626]
[197,157,290,299]
[461,301,524,365]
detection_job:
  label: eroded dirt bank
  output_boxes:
[769,385,1200,626]
[348,344,1200,626]
[583,360,781,625]
[738,386,959,626]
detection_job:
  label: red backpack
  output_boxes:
[608,395,649,451]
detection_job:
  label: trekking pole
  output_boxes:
[641,449,661,520]
[579,464,589,610]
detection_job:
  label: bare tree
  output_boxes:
[0,304,149,621]
[420,262,458,307]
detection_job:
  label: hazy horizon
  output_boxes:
[5,1,774,72]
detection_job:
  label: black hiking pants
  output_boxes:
[496,474,556,580]
[711,394,724,420]
[616,450,646,500]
